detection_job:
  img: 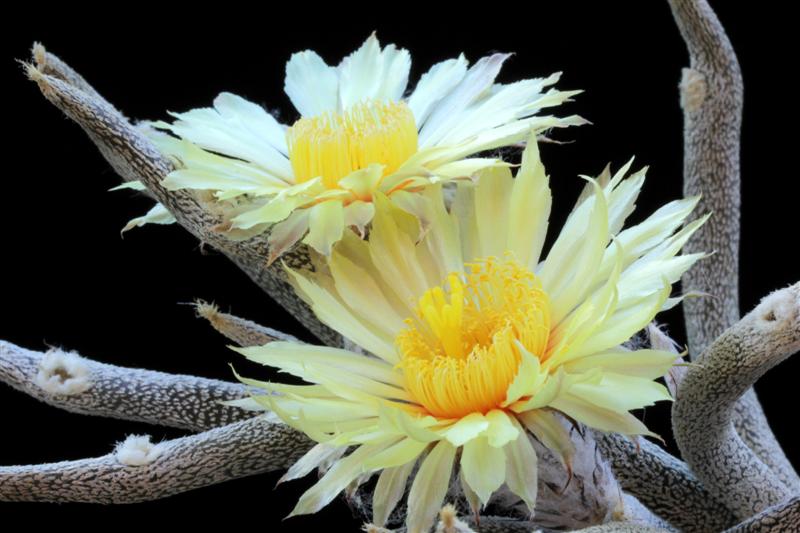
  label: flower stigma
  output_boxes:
[396,257,551,418]
[287,100,419,189]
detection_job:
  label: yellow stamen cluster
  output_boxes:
[396,257,551,418]
[286,100,418,189]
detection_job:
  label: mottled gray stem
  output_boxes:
[574,527,672,533]
[596,433,736,532]
[194,300,299,346]
[0,339,253,431]
[672,282,800,518]
[0,415,311,503]
[724,497,800,533]
[668,0,799,493]
[24,44,340,348]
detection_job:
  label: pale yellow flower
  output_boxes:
[139,34,583,258]
[229,135,706,532]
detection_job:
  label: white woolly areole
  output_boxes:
[115,435,165,466]
[34,349,91,395]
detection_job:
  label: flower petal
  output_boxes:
[549,393,656,437]
[407,55,469,128]
[508,137,551,270]
[303,200,345,256]
[460,435,505,505]
[406,440,457,533]
[288,441,394,518]
[504,417,539,514]
[286,267,398,362]
[285,50,339,117]
[338,34,410,110]
[121,203,176,234]
[517,409,575,472]
[362,437,428,470]
[441,412,488,447]
[372,460,417,527]
[419,53,511,147]
[278,443,346,485]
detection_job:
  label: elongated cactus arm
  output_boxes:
[194,300,300,345]
[596,432,737,532]
[668,0,800,493]
[673,282,800,518]
[724,497,800,533]
[23,44,340,347]
[0,415,310,503]
[0,339,252,432]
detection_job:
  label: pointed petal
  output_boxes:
[288,442,392,517]
[285,50,339,116]
[549,393,656,437]
[460,436,505,505]
[504,418,539,514]
[279,443,346,485]
[121,202,176,234]
[303,200,345,256]
[405,440,457,533]
[419,53,511,147]
[407,55,468,127]
[372,460,417,527]
[485,409,520,448]
[286,267,397,362]
[517,409,575,472]
[508,136,551,270]
[363,437,428,470]
[441,412,488,447]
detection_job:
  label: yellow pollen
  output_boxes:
[286,100,419,189]
[395,257,551,419]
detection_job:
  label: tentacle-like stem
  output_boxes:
[724,497,800,533]
[30,42,121,124]
[596,432,736,532]
[668,0,800,493]
[668,0,741,353]
[23,45,340,348]
[672,282,800,518]
[573,526,673,533]
[0,339,251,431]
[194,300,299,346]
[0,415,310,503]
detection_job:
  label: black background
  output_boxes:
[2,3,798,529]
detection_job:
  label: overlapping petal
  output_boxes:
[135,34,583,260]
[230,132,705,532]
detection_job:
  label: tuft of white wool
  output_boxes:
[114,435,165,466]
[34,349,91,395]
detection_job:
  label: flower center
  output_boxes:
[396,257,551,419]
[286,100,418,189]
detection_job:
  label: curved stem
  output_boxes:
[0,340,251,432]
[24,44,340,348]
[672,282,800,518]
[724,497,800,533]
[0,415,311,503]
[668,0,800,493]
[596,433,736,532]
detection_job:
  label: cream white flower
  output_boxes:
[229,135,707,532]
[139,34,583,259]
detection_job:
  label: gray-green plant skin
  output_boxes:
[2,0,799,531]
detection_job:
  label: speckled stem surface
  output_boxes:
[0,415,310,503]
[672,282,800,518]
[596,432,736,532]
[0,340,252,431]
[24,45,340,348]
[668,0,800,492]
[194,301,299,346]
[724,497,800,533]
